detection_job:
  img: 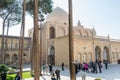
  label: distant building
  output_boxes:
[29,7,120,66]
[0,35,31,64]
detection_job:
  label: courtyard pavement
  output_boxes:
[23,64,120,80]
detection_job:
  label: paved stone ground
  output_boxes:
[23,64,120,80]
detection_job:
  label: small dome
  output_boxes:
[46,7,68,24]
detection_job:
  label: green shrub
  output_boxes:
[0,64,9,73]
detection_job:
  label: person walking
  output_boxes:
[51,72,56,80]
[84,63,89,73]
[81,69,86,80]
[98,61,102,73]
[61,62,64,71]
[104,60,108,69]
[45,64,48,75]
[42,65,46,75]
[49,64,53,72]
[55,68,60,80]
[94,62,98,73]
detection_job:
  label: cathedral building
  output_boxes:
[29,7,120,66]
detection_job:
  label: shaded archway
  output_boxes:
[12,54,17,62]
[5,54,10,64]
[103,46,110,63]
[49,27,55,39]
[95,46,101,61]
[48,46,55,65]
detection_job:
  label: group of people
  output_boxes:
[42,63,65,80]
[74,60,108,80]
[41,60,108,80]
[75,60,108,74]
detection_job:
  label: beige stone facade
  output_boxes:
[29,7,120,66]
[0,35,31,64]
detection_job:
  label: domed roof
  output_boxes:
[46,7,68,24]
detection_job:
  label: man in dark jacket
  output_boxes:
[104,60,108,69]
[15,73,20,80]
[55,68,60,80]
[98,61,102,73]
[61,62,64,71]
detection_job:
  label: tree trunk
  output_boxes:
[4,19,10,64]
[39,21,42,76]
[33,0,40,80]
[19,0,26,79]
[68,0,76,80]
[1,20,5,64]
[30,32,34,76]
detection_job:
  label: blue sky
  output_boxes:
[0,0,120,39]
[53,0,120,39]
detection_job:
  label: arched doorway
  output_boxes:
[5,54,10,64]
[95,46,101,61]
[103,46,110,63]
[12,54,17,63]
[48,46,55,65]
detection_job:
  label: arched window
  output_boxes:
[116,52,119,60]
[50,46,55,55]
[15,43,18,48]
[83,53,87,62]
[12,54,17,62]
[112,52,115,60]
[5,54,10,64]
[77,53,81,62]
[48,46,55,65]
[49,27,55,39]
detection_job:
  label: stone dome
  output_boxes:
[46,7,68,24]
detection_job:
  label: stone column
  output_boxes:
[100,48,103,62]
[92,42,95,62]
[109,43,112,63]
